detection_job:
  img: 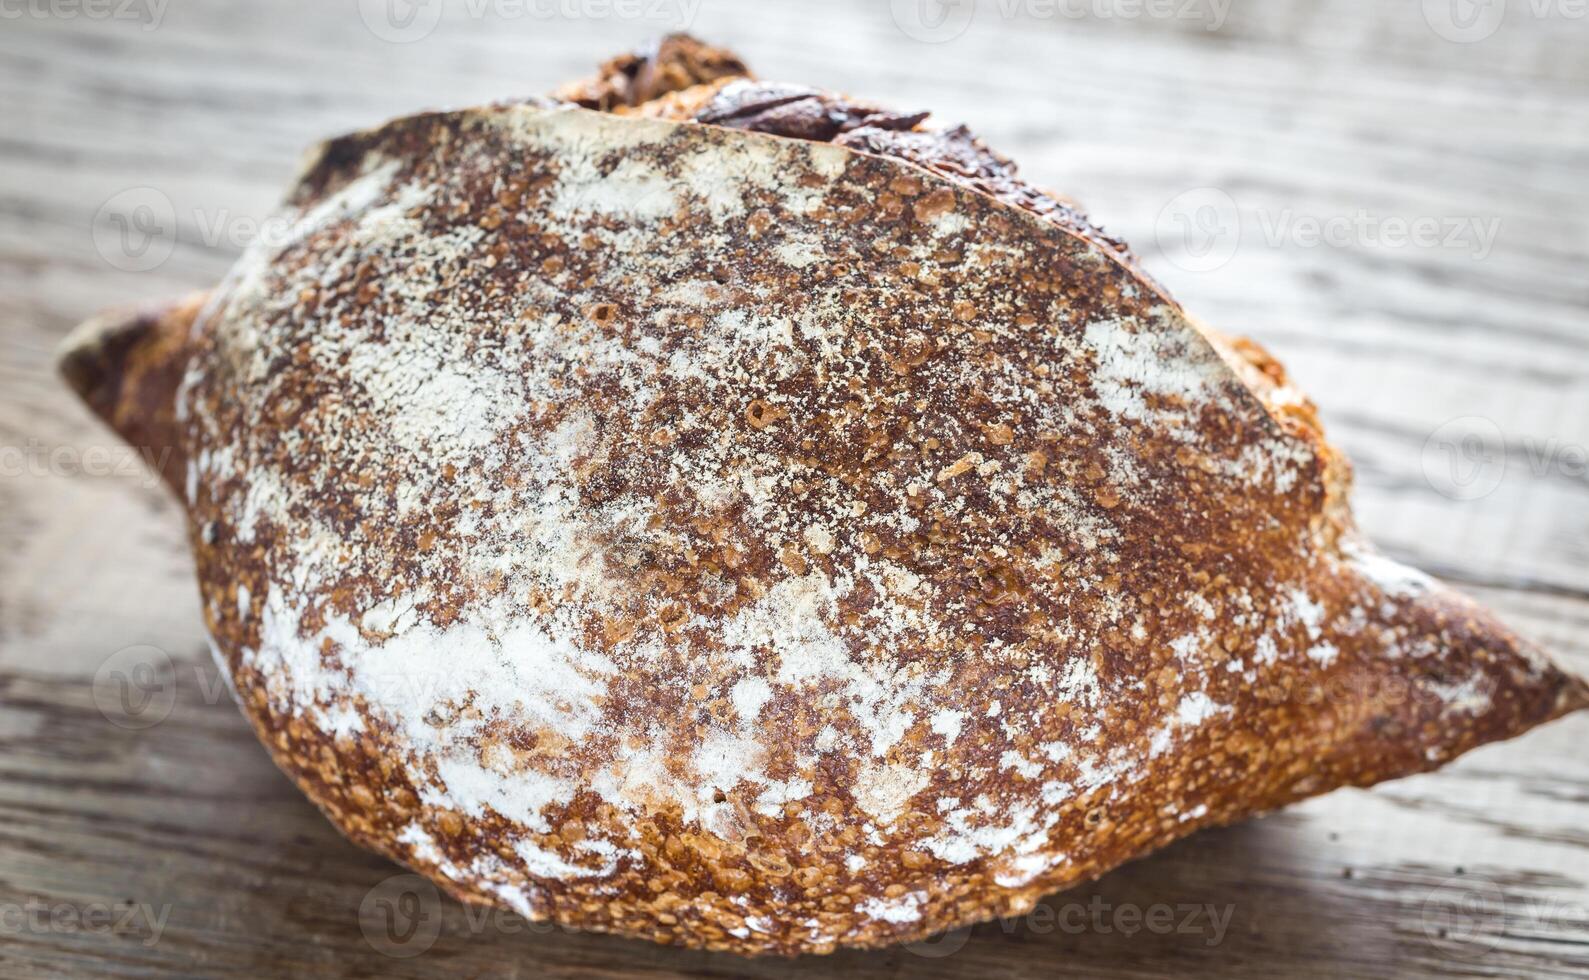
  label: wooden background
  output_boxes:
[3,0,1588,976]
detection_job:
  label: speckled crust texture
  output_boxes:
[57,292,206,492]
[63,104,1587,956]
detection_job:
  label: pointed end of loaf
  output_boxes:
[1266,543,1589,798]
[57,291,208,494]
[1552,668,1589,718]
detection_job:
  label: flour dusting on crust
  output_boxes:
[167,105,1586,955]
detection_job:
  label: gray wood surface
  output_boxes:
[2,0,1587,976]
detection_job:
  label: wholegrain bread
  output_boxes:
[59,38,1587,956]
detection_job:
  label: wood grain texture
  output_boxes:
[1,0,1586,976]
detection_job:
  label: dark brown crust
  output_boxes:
[696,80,929,141]
[57,292,203,493]
[548,36,1148,284]
[151,106,1588,955]
[554,33,751,111]
[831,124,1150,284]
[56,52,1588,959]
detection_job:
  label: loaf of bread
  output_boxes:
[60,36,1587,956]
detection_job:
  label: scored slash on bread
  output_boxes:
[60,36,1587,956]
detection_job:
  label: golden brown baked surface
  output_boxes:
[553,33,750,111]
[60,47,1587,958]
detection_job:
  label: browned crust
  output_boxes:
[553,33,751,111]
[57,291,205,493]
[56,69,1587,957]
